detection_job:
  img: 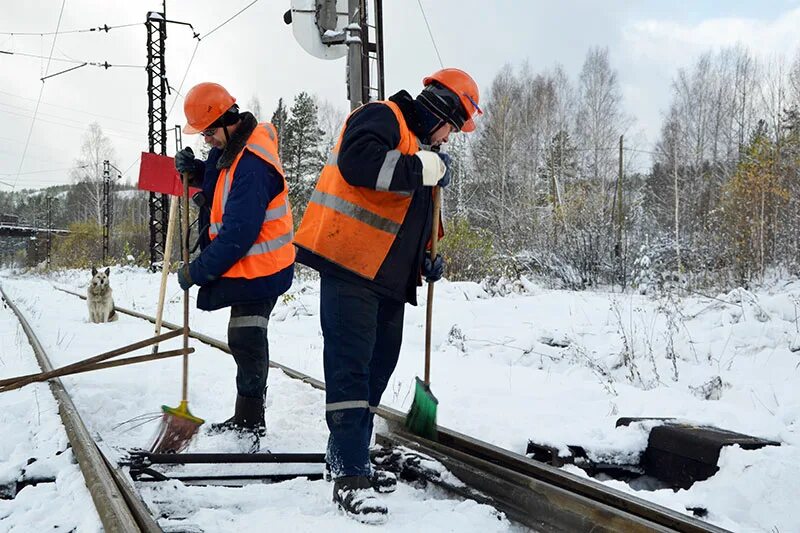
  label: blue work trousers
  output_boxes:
[227,298,277,399]
[321,274,405,478]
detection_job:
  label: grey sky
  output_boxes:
[2,0,799,190]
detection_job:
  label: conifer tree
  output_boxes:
[283,92,324,217]
[271,98,289,164]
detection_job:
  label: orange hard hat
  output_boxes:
[183,82,237,134]
[422,68,482,132]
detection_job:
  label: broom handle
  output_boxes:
[0,347,194,393]
[153,195,179,353]
[0,330,182,389]
[424,186,441,385]
[181,172,191,402]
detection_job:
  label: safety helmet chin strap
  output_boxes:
[210,104,240,143]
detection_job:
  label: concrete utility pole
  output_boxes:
[345,0,385,109]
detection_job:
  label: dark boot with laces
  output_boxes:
[369,469,396,493]
[207,394,266,437]
[325,464,397,494]
[332,475,388,525]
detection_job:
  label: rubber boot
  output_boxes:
[208,394,266,437]
[325,463,397,493]
[332,475,388,525]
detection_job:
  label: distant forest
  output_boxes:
[4,45,800,293]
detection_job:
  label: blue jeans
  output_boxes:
[227,299,277,399]
[320,274,404,478]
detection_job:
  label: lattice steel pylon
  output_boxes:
[146,9,169,271]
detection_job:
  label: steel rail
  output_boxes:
[1,285,162,533]
[54,286,729,532]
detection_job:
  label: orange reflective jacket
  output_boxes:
[294,101,425,280]
[209,122,295,279]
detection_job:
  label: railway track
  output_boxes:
[0,284,160,533]
[1,282,731,532]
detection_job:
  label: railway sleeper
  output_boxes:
[528,418,780,492]
[123,449,327,487]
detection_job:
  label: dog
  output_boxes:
[87,267,118,323]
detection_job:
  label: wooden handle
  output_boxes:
[424,186,441,385]
[181,171,191,402]
[0,330,182,390]
[153,195,180,353]
[0,347,194,393]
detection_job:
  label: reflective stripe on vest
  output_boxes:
[293,100,419,280]
[209,199,290,236]
[208,122,295,279]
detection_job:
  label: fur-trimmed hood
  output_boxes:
[216,112,258,170]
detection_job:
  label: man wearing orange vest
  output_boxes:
[294,68,481,523]
[174,82,295,448]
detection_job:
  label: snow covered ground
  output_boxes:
[0,290,100,531]
[2,266,799,531]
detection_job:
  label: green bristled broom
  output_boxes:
[405,186,442,440]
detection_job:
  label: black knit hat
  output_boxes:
[208,103,241,128]
[416,82,468,132]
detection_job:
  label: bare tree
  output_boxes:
[70,122,116,225]
[574,48,626,197]
[316,97,347,155]
[247,95,263,121]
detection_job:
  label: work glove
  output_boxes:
[436,152,452,188]
[416,150,449,188]
[422,251,444,283]
[174,147,197,175]
[177,264,194,291]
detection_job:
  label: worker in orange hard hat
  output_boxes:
[294,68,481,524]
[174,82,295,450]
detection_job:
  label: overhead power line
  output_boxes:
[201,0,261,41]
[11,0,66,192]
[165,0,263,122]
[416,0,443,68]
[0,22,140,37]
[0,88,145,126]
[0,164,86,177]
[0,103,144,140]
[0,49,144,69]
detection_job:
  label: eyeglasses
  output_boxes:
[201,127,218,137]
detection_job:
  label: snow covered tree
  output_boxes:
[247,95,263,121]
[540,129,578,210]
[271,98,289,164]
[283,92,324,218]
[317,98,346,156]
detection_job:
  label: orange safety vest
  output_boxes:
[209,122,295,279]
[294,100,427,280]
